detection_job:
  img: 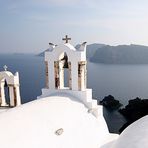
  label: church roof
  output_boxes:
[0,96,117,148]
[111,115,148,148]
[64,43,76,51]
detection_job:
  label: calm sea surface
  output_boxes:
[1,54,148,133]
[88,62,148,105]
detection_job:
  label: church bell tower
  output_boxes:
[39,36,99,118]
[45,35,87,91]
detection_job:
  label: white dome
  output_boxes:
[0,96,117,148]
[112,115,148,148]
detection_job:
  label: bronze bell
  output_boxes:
[61,53,68,68]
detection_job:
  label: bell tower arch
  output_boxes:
[44,37,87,91]
[54,52,72,89]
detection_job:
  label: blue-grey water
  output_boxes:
[88,62,148,105]
[1,54,148,133]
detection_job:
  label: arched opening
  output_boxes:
[54,52,71,89]
[0,71,21,107]
[60,52,69,88]
[4,80,10,105]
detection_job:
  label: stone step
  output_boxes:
[86,100,98,108]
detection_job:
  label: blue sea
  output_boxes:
[1,54,148,133]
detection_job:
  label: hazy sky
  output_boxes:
[0,0,148,53]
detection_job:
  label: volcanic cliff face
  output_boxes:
[90,44,148,64]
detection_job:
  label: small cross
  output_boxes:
[3,65,8,71]
[62,35,71,43]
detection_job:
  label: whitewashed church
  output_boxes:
[0,36,147,148]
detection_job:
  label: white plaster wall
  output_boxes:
[0,96,118,148]
[45,43,86,91]
[45,43,86,63]
[39,88,101,118]
[71,61,78,90]
[0,71,21,106]
[48,61,55,89]
[9,86,15,106]
[40,88,92,102]
[15,86,21,105]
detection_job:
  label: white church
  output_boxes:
[0,36,148,148]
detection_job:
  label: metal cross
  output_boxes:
[3,65,8,71]
[62,35,71,43]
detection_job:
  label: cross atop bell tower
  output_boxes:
[3,65,8,71]
[62,35,71,43]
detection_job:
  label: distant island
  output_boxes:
[38,43,148,64]
[90,44,148,64]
